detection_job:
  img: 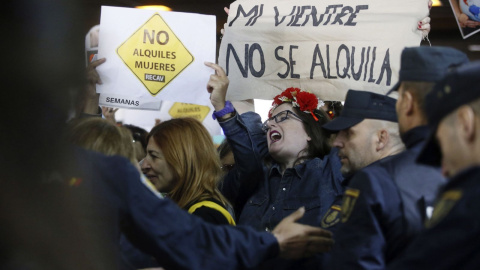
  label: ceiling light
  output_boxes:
[136,5,172,11]
[431,0,442,7]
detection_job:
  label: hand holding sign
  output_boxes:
[82,58,106,115]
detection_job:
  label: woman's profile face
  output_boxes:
[141,137,175,192]
[264,103,311,165]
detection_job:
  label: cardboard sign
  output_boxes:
[97,6,216,110]
[219,0,428,101]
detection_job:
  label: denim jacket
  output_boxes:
[219,111,344,231]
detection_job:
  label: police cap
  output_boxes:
[418,61,480,166]
[322,90,397,132]
[388,46,469,94]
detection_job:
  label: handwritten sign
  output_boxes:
[219,0,428,101]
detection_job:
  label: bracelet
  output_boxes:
[212,101,235,120]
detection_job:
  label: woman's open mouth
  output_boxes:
[269,130,282,143]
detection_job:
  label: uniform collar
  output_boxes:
[401,125,431,149]
[443,166,480,190]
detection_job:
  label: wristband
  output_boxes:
[212,101,235,120]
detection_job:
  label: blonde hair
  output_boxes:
[148,118,230,209]
[67,118,137,164]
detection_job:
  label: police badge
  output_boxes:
[426,190,462,228]
[341,188,360,223]
[321,205,342,228]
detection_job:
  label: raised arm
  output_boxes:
[205,62,268,212]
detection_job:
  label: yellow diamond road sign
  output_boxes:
[168,103,211,122]
[117,13,194,96]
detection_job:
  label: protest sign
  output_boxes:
[97,6,216,110]
[219,0,429,101]
[449,0,480,39]
[114,101,222,137]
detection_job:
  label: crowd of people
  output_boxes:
[3,1,480,269]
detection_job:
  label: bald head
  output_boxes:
[333,119,404,177]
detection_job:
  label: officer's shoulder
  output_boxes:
[359,161,391,178]
[350,163,392,189]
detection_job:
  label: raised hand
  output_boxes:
[101,106,118,124]
[205,62,229,111]
[82,58,106,114]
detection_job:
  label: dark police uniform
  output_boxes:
[325,126,445,269]
[386,59,480,269]
[387,166,480,270]
[67,147,279,270]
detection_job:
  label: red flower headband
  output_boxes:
[269,88,324,121]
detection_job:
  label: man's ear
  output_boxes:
[402,91,414,116]
[457,106,476,143]
[376,129,389,151]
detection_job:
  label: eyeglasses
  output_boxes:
[262,110,303,132]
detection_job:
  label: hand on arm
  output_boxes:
[273,207,334,260]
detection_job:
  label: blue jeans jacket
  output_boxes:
[219,111,344,269]
[220,111,344,231]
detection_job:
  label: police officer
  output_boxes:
[387,61,480,270]
[320,47,468,269]
[390,45,468,242]
[321,90,404,269]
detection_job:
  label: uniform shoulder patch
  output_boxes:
[341,188,360,223]
[426,190,462,228]
[321,205,342,228]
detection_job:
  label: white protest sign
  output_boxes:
[97,6,216,110]
[219,0,428,101]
